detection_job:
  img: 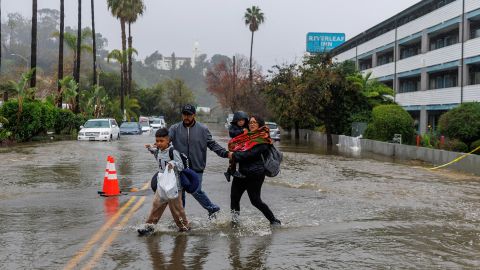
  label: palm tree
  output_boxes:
[30,0,37,88]
[57,0,65,108]
[124,0,145,96]
[53,30,93,75]
[107,0,129,118]
[91,0,97,86]
[244,6,264,85]
[73,0,82,113]
[59,75,79,111]
[347,71,395,107]
[9,69,35,127]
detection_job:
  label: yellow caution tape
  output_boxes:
[430,145,480,170]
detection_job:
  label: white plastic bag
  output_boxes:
[157,165,178,199]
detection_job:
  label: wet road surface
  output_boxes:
[1,124,480,269]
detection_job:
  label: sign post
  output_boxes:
[306,32,346,53]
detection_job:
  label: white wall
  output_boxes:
[396,87,461,106]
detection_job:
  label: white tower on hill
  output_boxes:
[192,41,200,68]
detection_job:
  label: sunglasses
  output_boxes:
[249,121,258,125]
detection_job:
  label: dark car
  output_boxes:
[120,122,142,135]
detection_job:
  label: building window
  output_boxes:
[429,28,459,51]
[377,50,394,66]
[429,69,458,89]
[399,76,421,93]
[359,58,372,71]
[469,64,480,85]
[470,19,480,39]
[381,80,394,89]
[400,41,421,59]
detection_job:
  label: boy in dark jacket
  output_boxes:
[224,111,249,182]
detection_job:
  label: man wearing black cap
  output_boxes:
[169,104,231,217]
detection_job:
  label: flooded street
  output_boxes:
[1,124,480,269]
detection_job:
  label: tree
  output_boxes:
[163,78,195,121]
[264,63,314,138]
[438,102,480,145]
[30,0,37,88]
[136,84,165,116]
[73,0,82,113]
[364,105,415,144]
[57,0,65,107]
[244,6,264,86]
[53,30,93,75]
[107,0,129,119]
[8,69,36,127]
[90,0,97,86]
[206,55,248,112]
[124,0,145,95]
[300,53,364,146]
[107,48,137,114]
[347,71,395,108]
[58,75,78,112]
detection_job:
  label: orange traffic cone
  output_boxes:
[98,156,121,196]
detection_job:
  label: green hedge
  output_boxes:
[364,104,415,144]
[438,102,480,145]
[0,100,85,142]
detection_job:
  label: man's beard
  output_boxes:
[183,119,193,126]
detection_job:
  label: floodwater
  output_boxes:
[1,124,480,269]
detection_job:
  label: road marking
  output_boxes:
[81,197,146,270]
[64,196,137,270]
[64,180,151,270]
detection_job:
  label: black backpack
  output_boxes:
[261,145,283,177]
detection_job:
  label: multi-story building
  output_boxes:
[332,0,480,134]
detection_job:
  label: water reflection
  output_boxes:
[103,197,119,219]
[228,234,272,270]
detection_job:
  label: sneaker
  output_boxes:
[224,172,231,182]
[270,219,281,227]
[208,207,221,220]
[137,225,154,236]
[232,171,246,179]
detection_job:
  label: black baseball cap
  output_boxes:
[182,104,196,115]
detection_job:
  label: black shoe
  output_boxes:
[232,171,246,179]
[224,172,231,182]
[208,207,220,220]
[270,219,281,227]
[137,225,154,236]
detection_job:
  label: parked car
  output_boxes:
[78,119,120,141]
[139,116,152,134]
[225,113,234,129]
[150,118,166,129]
[266,122,281,141]
[120,122,142,135]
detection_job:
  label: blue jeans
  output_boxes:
[182,173,220,214]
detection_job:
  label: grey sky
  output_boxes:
[2,0,421,68]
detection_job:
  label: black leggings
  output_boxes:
[230,173,276,222]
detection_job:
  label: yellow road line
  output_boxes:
[81,197,146,270]
[64,196,137,270]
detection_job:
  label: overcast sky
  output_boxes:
[2,0,421,68]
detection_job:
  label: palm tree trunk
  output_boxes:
[30,0,37,88]
[91,0,97,86]
[74,0,81,113]
[249,30,254,87]
[128,22,133,96]
[57,0,64,108]
[120,18,127,118]
[0,0,6,102]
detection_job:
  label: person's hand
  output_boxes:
[228,152,233,160]
[167,163,173,172]
[145,144,151,148]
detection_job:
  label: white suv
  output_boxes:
[78,119,120,141]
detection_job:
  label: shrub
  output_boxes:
[54,109,85,134]
[364,105,415,144]
[438,102,480,145]
[444,139,468,153]
[0,100,83,141]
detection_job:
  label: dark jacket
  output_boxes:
[233,144,270,176]
[169,121,228,173]
[229,111,249,138]
[229,124,245,138]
